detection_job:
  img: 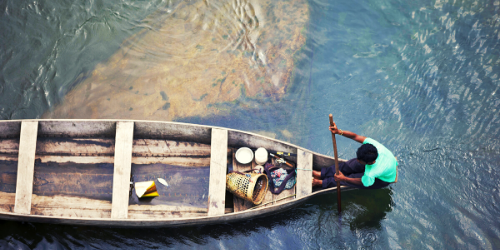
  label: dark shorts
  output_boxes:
[321,158,391,189]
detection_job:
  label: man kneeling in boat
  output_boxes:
[312,122,398,189]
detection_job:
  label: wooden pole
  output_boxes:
[329,114,341,214]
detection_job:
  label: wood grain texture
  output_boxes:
[111,121,134,219]
[14,121,38,215]
[133,139,211,157]
[131,156,210,167]
[134,121,211,144]
[35,138,115,156]
[207,128,228,216]
[0,120,360,227]
[0,121,21,139]
[0,139,19,161]
[0,139,19,155]
[296,149,313,199]
[18,138,216,166]
[228,131,296,154]
[31,194,112,218]
[128,205,207,219]
[0,191,15,213]
[38,120,115,138]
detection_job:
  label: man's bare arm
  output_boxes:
[329,122,366,144]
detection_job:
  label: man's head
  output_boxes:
[356,143,378,165]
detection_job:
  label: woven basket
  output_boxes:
[226,172,269,205]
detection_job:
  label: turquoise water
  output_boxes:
[1,0,500,249]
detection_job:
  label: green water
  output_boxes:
[1,0,500,249]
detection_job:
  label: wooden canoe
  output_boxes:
[0,119,356,227]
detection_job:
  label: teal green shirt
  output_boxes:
[361,138,398,187]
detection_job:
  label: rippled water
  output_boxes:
[1,0,500,249]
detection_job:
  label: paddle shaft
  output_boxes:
[329,114,341,214]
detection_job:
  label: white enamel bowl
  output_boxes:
[235,147,254,164]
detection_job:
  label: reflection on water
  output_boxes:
[43,0,308,120]
[343,189,393,231]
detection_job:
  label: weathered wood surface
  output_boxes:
[0,139,19,155]
[36,156,115,164]
[0,158,19,214]
[313,154,338,170]
[31,194,112,218]
[0,139,19,164]
[35,138,115,156]
[32,162,114,201]
[0,119,359,227]
[134,121,211,144]
[129,164,210,210]
[296,149,313,199]
[30,138,213,157]
[0,160,18,192]
[30,194,209,219]
[228,131,297,155]
[0,121,21,139]
[17,137,217,166]
[133,139,211,157]
[33,138,116,163]
[14,121,38,215]
[207,128,228,216]
[111,121,134,219]
[128,205,207,219]
[132,156,209,167]
[0,191,15,213]
[232,149,256,212]
[132,139,214,167]
[38,120,115,138]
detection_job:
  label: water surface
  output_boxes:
[1,0,499,249]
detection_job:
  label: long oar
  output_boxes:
[329,114,341,214]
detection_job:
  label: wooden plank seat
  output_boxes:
[296,149,313,199]
[14,121,38,215]
[111,121,134,219]
[207,128,228,216]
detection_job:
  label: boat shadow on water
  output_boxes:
[0,188,394,248]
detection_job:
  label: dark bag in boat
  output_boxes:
[264,163,296,195]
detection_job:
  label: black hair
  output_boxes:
[356,144,378,163]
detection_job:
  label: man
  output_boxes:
[312,122,398,189]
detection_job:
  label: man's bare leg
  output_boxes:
[312,178,322,187]
[313,170,322,179]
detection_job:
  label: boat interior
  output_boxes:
[0,120,339,221]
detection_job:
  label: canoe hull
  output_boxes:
[0,119,351,227]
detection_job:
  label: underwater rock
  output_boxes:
[43,0,308,120]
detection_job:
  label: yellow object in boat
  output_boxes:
[135,181,159,198]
